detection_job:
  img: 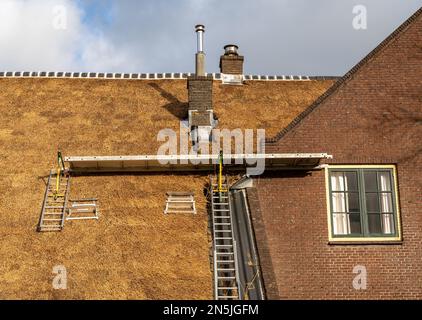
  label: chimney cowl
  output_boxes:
[224,44,239,56]
[195,24,205,32]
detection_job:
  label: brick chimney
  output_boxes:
[219,44,244,75]
[187,25,215,145]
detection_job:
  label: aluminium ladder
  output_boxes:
[210,175,241,300]
[38,170,70,232]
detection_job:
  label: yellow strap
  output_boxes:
[218,158,222,192]
[55,167,61,196]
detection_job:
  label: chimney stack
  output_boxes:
[195,24,205,76]
[220,44,244,78]
[187,24,215,145]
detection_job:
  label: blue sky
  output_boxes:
[77,0,114,28]
[0,0,421,75]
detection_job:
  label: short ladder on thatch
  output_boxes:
[66,198,99,221]
[164,192,196,214]
[38,170,71,232]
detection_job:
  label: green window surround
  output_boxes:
[327,167,400,240]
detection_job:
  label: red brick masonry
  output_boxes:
[248,8,422,299]
[220,55,244,75]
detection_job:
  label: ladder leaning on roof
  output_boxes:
[38,151,70,232]
[210,174,241,300]
[38,169,70,232]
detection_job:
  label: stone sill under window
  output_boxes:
[328,239,403,245]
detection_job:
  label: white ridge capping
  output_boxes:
[1,71,328,81]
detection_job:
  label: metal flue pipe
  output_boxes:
[195,24,205,52]
[195,24,205,76]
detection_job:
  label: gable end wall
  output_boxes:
[252,10,422,299]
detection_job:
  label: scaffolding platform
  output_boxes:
[64,153,332,173]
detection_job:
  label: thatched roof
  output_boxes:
[0,77,333,299]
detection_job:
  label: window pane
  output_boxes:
[364,171,378,192]
[368,213,382,234]
[330,167,398,239]
[378,172,392,191]
[345,172,358,191]
[331,172,344,191]
[332,192,345,212]
[349,214,362,234]
[346,192,359,212]
[333,213,350,235]
[380,193,393,213]
[366,193,380,212]
[382,214,395,234]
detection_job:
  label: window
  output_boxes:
[327,166,401,241]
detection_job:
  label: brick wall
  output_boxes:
[219,55,244,75]
[187,75,213,111]
[250,10,422,299]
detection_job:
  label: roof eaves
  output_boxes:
[266,6,422,144]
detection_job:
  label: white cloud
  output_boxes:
[0,0,127,72]
[79,33,129,72]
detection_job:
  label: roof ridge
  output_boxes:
[266,6,422,144]
[0,71,339,81]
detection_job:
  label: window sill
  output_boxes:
[328,239,403,245]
